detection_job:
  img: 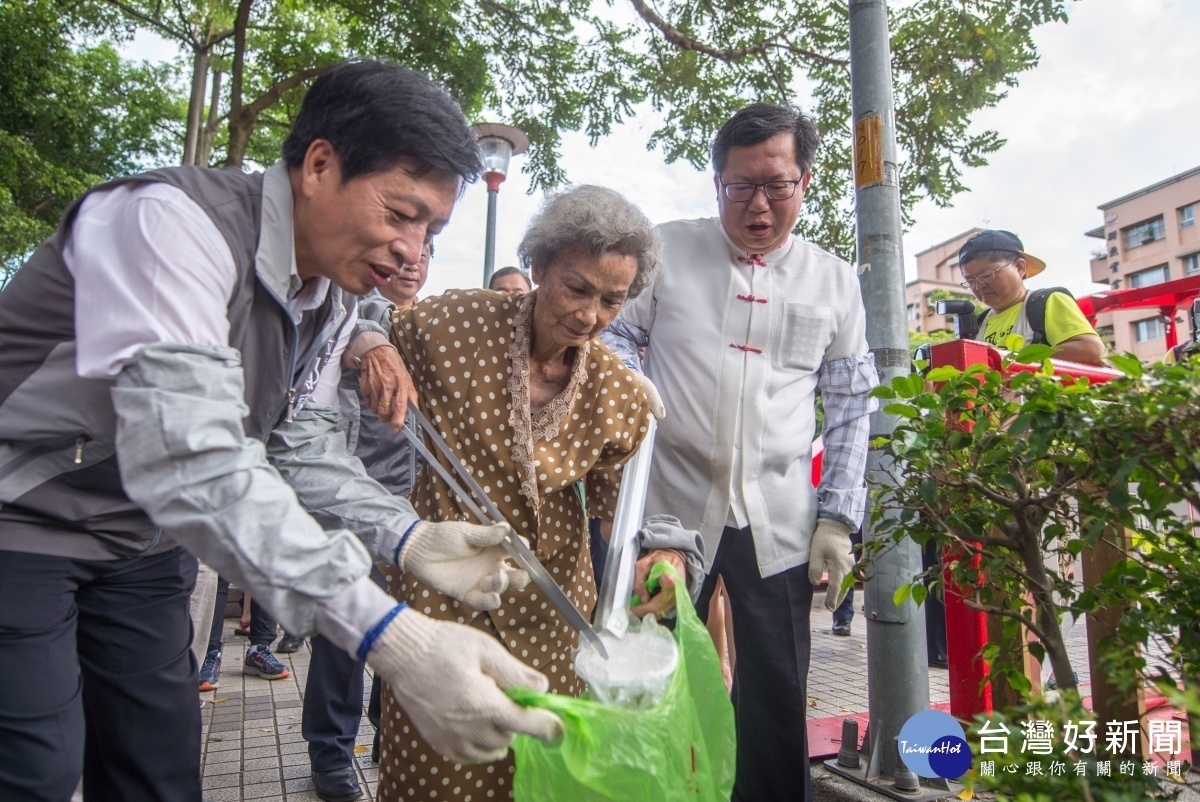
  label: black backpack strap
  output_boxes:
[1025,287,1074,346]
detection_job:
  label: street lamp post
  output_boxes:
[472,122,529,288]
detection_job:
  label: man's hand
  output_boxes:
[399,521,529,610]
[630,548,686,619]
[634,372,666,420]
[807,519,855,611]
[359,344,416,431]
[366,608,562,763]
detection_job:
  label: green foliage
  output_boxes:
[0,0,182,275]
[926,287,983,314]
[868,351,1200,723]
[909,327,955,355]
[102,0,1067,257]
[3,0,1071,271]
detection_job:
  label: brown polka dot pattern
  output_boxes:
[379,288,652,801]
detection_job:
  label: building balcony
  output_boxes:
[1090,257,1114,285]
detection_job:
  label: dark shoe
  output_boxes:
[198,650,221,691]
[929,655,949,670]
[275,634,305,653]
[831,620,852,637]
[372,730,380,764]
[244,644,290,680]
[312,767,363,802]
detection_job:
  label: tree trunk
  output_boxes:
[198,71,224,167]
[1018,535,1077,693]
[182,48,210,166]
[225,113,252,169]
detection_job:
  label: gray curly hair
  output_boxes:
[517,185,661,299]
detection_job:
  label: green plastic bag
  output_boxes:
[509,563,736,801]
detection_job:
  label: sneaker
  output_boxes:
[199,650,221,691]
[244,644,290,680]
[275,634,305,654]
[831,620,852,637]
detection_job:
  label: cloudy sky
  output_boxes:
[129,0,1200,299]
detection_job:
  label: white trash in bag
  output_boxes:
[574,612,679,710]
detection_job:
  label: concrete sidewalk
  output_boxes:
[194,595,1188,801]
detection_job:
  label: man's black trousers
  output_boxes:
[303,567,387,773]
[696,525,815,802]
[0,546,202,802]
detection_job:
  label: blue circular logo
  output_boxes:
[897,711,972,779]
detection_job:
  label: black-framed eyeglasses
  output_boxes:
[959,260,1016,289]
[719,178,804,203]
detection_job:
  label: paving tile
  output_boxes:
[199,785,241,801]
[281,752,310,767]
[284,775,314,793]
[243,745,278,760]
[206,737,242,752]
[242,736,277,749]
[243,781,284,799]
[242,768,281,785]
[202,772,241,789]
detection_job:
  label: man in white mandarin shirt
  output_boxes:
[605,103,878,801]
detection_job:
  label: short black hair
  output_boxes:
[712,103,820,175]
[283,60,482,186]
[488,266,531,290]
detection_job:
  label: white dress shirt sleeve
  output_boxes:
[63,183,237,378]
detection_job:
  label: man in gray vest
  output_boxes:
[0,60,560,801]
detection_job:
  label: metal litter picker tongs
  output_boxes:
[400,403,609,657]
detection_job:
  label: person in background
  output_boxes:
[300,243,432,802]
[488,265,532,293]
[604,102,876,802]
[0,60,560,801]
[198,579,291,690]
[962,229,1104,366]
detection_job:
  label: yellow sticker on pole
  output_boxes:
[853,114,883,189]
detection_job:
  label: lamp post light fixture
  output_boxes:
[471,122,529,288]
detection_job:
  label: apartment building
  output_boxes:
[906,228,980,335]
[1085,166,1200,360]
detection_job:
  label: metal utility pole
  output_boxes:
[483,182,500,288]
[842,0,935,791]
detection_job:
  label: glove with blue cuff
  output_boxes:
[365,607,563,763]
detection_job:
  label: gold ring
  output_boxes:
[379,402,392,409]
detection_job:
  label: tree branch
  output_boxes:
[627,0,848,68]
[242,65,334,121]
[963,596,1056,647]
[103,0,194,46]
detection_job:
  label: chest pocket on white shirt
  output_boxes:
[775,303,834,373]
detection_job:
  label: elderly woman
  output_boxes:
[367,185,702,802]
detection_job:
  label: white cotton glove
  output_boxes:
[634,372,666,420]
[366,608,563,763]
[399,521,530,610]
[807,519,855,611]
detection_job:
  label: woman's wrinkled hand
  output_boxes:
[359,344,417,431]
[630,548,685,619]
